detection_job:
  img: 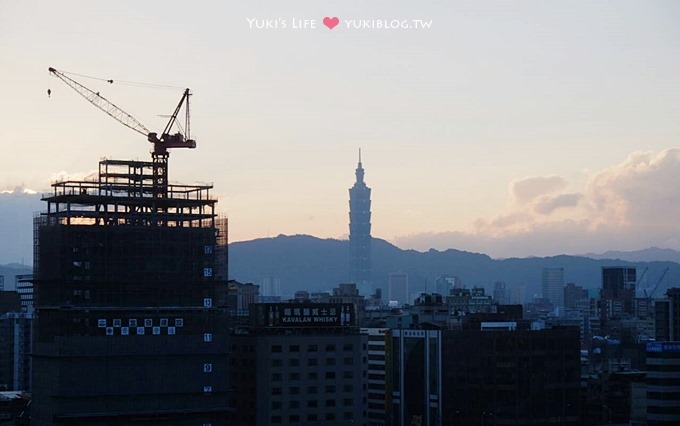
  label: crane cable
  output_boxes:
[48,69,184,98]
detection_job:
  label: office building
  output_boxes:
[542,267,565,310]
[655,287,680,341]
[388,273,409,306]
[443,325,581,425]
[391,329,442,426]
[231,303,368,426]
[349,150,372,294]
[601,267,637,321]
[646,341,680,425]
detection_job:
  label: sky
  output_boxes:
[1,0,680,264]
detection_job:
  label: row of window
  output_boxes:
[98,318,184,328]
[271,343,357,353]
[272,398,355,409]
[271,370,359,381]
[271,412,356,423]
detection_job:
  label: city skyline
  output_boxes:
[1,1,680,261]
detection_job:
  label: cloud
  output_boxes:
[511,176,566,203]
[534,193,582,215]
[394,148,680,257]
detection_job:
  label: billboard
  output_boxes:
[252,303,355,328]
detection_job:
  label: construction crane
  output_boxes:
[47,67,196,199]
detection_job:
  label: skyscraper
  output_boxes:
[601,266,636,321]
[349,150,372,294]
[542,267,565,310]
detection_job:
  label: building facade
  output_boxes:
[232,303,368,426]
[646,341,680,425]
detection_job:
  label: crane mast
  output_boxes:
[48,67,196,200]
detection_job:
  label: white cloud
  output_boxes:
[394,148,680,257]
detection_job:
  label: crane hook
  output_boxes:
[47,88,51,98]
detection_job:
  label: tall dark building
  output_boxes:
[601,267,637,321]
[31,159,230,425]
[349,150,372,294]
[655,287,680,341]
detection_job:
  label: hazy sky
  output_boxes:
[1,0,680,263]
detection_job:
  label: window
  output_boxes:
[307,414,318,421]
[203,385,212,394]
[98,319,106,328]
[203,332,212,341]
[289,386,300,395]
[344,371,353,379]
[203,267,213,277]
[203,298,213,307]
[307,358,317,366]
[344,357,353,365]
[343,384,353,392]
[325,399,335,407]
[289,344,300,352]
[106,327,114,336]
[121,327,129,336]
[289,372,300,380]
[152,326,161,335]
[113,319,122,327]
[175,318,184,327]
[204,363,213,373]
[204,245,213,254]
[325,385,336,393]
[344,412,354,420]
[326,358,336,366]
[289,359,300,367]
[272,387,282,395]
[272,373,282,381]
[144,319,153,327]
[325,371,336,379]
[288,414,300,423]
[271,345,282,353]
[272,401,281,410]
[289,401,300,409]
[270,416,281,424]
[128,319,137,327]
[343,343,353,351]
[325,344,336,351]
[308,344,318,352]
[168,327,176,335]
[137,327,145,335]
[344,398,352,406]
[308,372,318,380]
[272,359,283,367]
[160,318,168,327]
[307,386,318,394]
[325,413,336,421]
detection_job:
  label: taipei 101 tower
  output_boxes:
[349,149,372,294]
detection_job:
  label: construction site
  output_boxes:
[30,68,231,425]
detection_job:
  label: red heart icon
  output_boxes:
[323,17,340,30]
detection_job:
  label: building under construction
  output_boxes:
[32,69,231,425]
[31,158,230,425]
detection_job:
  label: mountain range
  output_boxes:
[3,236,679,301]
[228,235,680,300]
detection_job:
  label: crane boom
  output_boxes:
[48,67,150,136]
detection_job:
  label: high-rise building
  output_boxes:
[601,267,637,321]
[388,273,409,306]
[0,312,32,391]
[349,150,372,294]
[542,267,565,310]
[564,282,588,309]
[31,159,231,425]
[391,329,442,426]
[646,341,680,425]
[231,303,368,426]
[655,287,680,341]
[493,281,507,304]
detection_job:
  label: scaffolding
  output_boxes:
[41,159,215,228]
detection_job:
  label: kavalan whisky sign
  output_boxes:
[253,303,355,328]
